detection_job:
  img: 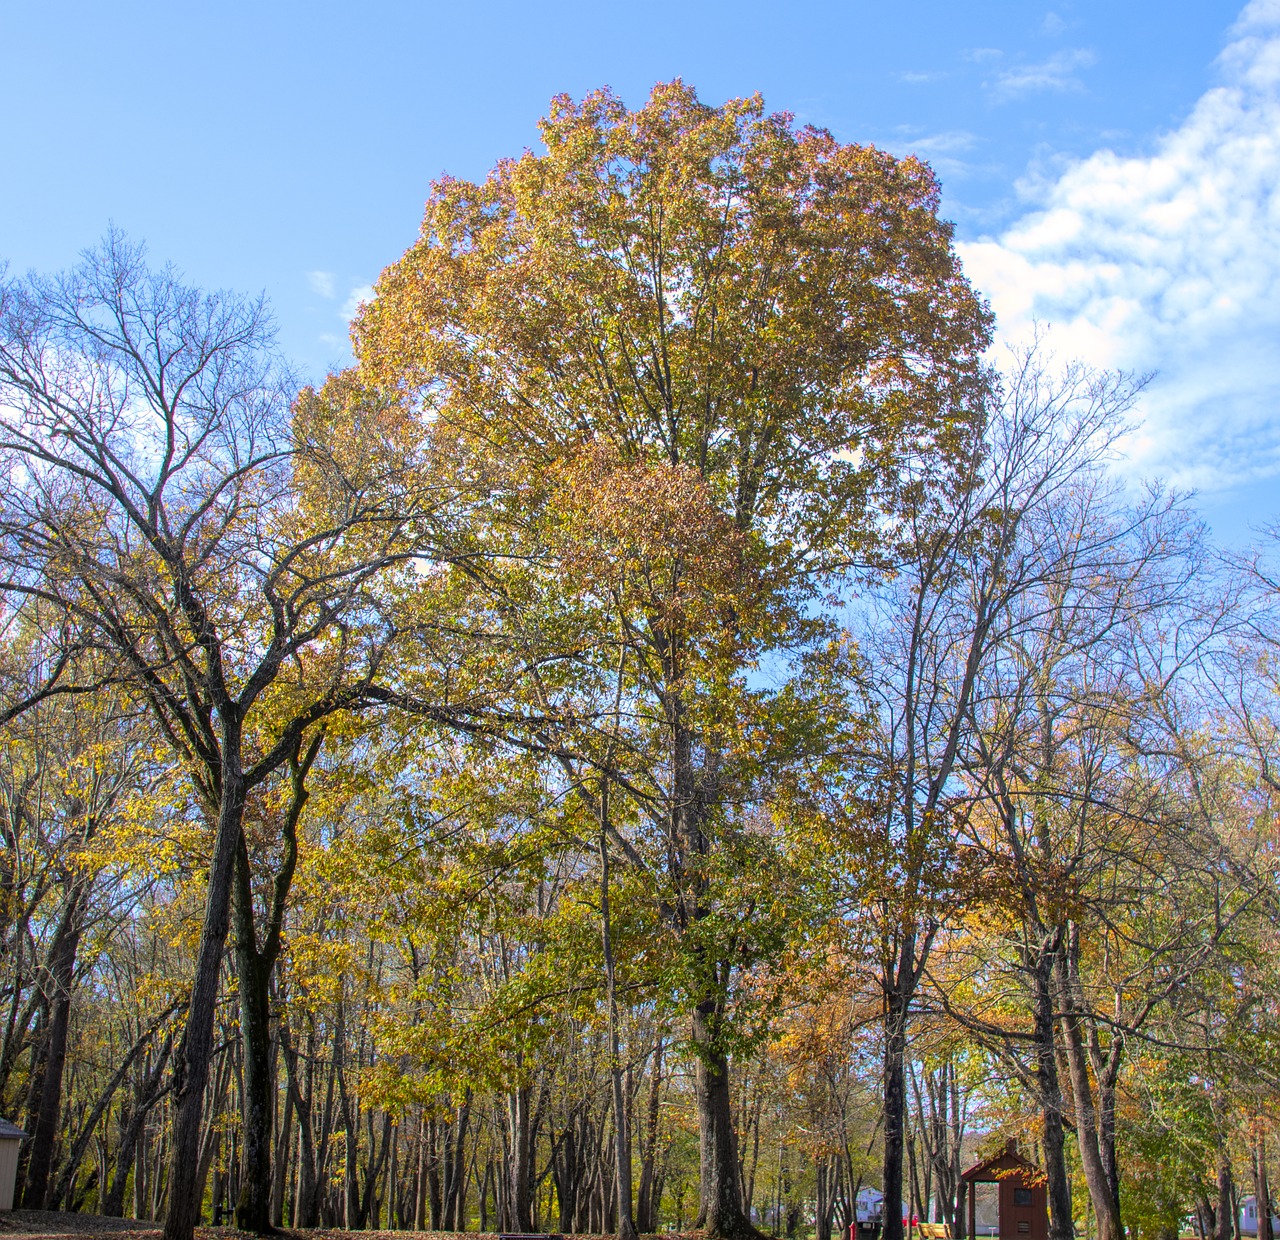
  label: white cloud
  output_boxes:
[1042,12,1069,37]
[892,129,980,180]
[342,284,375,322]
[307,270,336,299]
[959,1,1280,490]
[906,130,977,156]
[990,48,1097,99]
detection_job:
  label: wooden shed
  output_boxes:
[960,1140,1048,1240]
[0,1118,26,1210]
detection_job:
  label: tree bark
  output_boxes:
[1218,1155,1235,1240]
[1057,949,1122,1240]
[1256,1134,1272,1240]
[883,981,909,1240]
[1031,947,1073,1240]
[692,999,752,1238]
[162,765,246,1240]
[233,834,275,1233]
[21,889,83,1207]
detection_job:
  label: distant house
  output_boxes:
[857,1188,885,1225]
[1239,1196,1280,1238]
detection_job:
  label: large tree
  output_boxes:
[0,234,459,1240]
[356,80,991,1238]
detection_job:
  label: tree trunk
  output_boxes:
[1031,948,1073,1240]
[48,1020,162,1211]
[359,1110,392,1228]
[446,1092,471,1230]
[1256,1134,1272,1240]
[234,740,314,1235]
[1057,927,1123,1240]
[163,767,246,1240]
[427,1116,444,1229]
[1058,988,1121,1240]
[637,1037,665,1233]
[883,985,909,1240]
[21,891,82,1207]
[189,1048,233,1220]
[817,1160,832,1240]
[507,1086,534,1230]
[921,1060,965,1232]
[283,1024,318,1227]
[1218,1156,1235,1240]
[271,1076,295,1227]
[233,835,275,1234]
[104,1037,172,1216]
[692,999,752,1238]
[338,1021,359,1229]
[479,1158,493,1233]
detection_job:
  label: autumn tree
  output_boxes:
[0,670,161,1208]
[819,347,1168,1240]
[355,79,990,1238]
[0,233,465,1240]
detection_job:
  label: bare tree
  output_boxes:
[0,232,453,1240]
[846,345,1149,1240]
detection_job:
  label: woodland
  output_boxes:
[0,80,1277,1240]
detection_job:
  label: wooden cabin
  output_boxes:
[959,1141,1049,1240]
[0,1119,26,1211]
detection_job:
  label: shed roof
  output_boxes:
[960,1140,1043,1186]
[0,1118,26,1140]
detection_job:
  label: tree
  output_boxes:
[0,233,449,1240]
[0,668,157,1208]
[831,347,1160,1240]
[356,79,991,1238]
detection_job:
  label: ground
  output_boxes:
[0,1213,678,1240]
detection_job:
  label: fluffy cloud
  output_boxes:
[959,0,1280,489]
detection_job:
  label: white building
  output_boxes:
[856,1189,884,1225]
[1239,1195,1280,1238]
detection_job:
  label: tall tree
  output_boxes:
[356,80,991,1237]
[0,234,451,1240]
[841,349,1149,1240]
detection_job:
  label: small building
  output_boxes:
[960,1141,1049,1240]
[1239,1195,1280,1238]
[855,1187,885,1238]
[0,1119,26,1211]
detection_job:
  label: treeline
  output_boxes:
[0,82,1278,1240]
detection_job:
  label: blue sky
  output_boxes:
[1,0,1273,540]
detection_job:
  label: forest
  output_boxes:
[0,81,1276,1240]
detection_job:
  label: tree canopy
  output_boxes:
[0,81,1277,1240]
